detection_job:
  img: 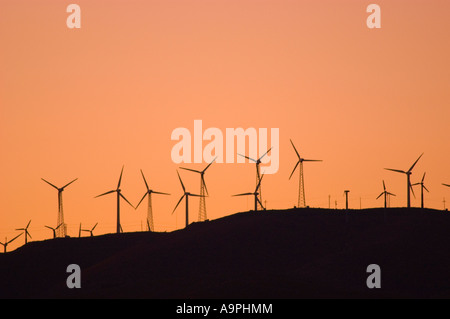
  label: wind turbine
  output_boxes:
[384,153,423,208]
[82,223,98,237]
[136,170,170,232]
[376,180,396,208]
[289,139,322,207]
[16,220,32,245]
[95,166,134,234]
[238,148,272,210]
[412,173,429,209]
[172,170,203,228]
[41,177,78,237]
[45,223,63,239]
[0,233,22,253]
[233,174,265,211]
[180,157,215,222]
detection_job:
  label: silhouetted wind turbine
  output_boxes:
[95,166,134,234]
[289,139,322,207]
[45,223,63,239]
[233,174,266,211]
[172,171,203,228]
[0,233,22,253]
[41,177,78,237]
[384,153,423,208]
[136,170,170,232]
[412,173,429,209]
[180,157,216,222]
[238,148,272,210]
[16,220,32,245]
[376,180,396,208]
[82,223,98,237]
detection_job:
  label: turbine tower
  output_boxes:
[45,223,63,239]
[412,173,429,209]
[376,180,396,208]
[136,170,170,232]
[16,220,32,245]
[289,139,322,207]
[95,166,134,234]
[238,148,272,210]
[0,233,22,253]
[384,153,423,208]
[172,171,203,228]
[232,174,265,211]
[41,177,78,237]
[180,158,215,222]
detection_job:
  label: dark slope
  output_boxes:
[1,208,450,298]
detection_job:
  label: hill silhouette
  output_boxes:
[1,207,450,298]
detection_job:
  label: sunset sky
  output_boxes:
[1,0,450,251]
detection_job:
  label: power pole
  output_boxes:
[344,190,350,210]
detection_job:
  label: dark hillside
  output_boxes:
[1,208,450,298]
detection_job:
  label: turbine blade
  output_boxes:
[62,178,78,189]
[120,193,135,209]
[45,225,53,230]
[303,159,322,162]
[8,233,22,244]
[408,153,424,173]
[384,168,406,174]
[410,183,416,199]
[26,230,32,239]
[177,170,186,192]
[203,157,216,172]
[172,195,185,214]
[140,169,150,191]
[189,193,205,197]
[92,223,98,231]
[153,191,170,195]
[256,197,265,210]
[237,153,257,163]
[422,172,426,183]
[289,161,300,180]
[423,185,430,193]
[180,167,202,174]
[95,190,116,198]
[289,139,301,159]
[376,193,383,200]
[382,180,386,191]
[135,192,148,209]
[258,147,272,161]
[387,192,396,197]
[41,178,59,190]
[117,165,124,189]
[443,183,450,188]
[26,220,31,229]
[56,223,63,230]
[232,193,253,197]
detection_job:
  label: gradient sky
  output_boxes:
[1,0,450,251]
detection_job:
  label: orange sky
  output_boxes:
[1,0,450,251]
